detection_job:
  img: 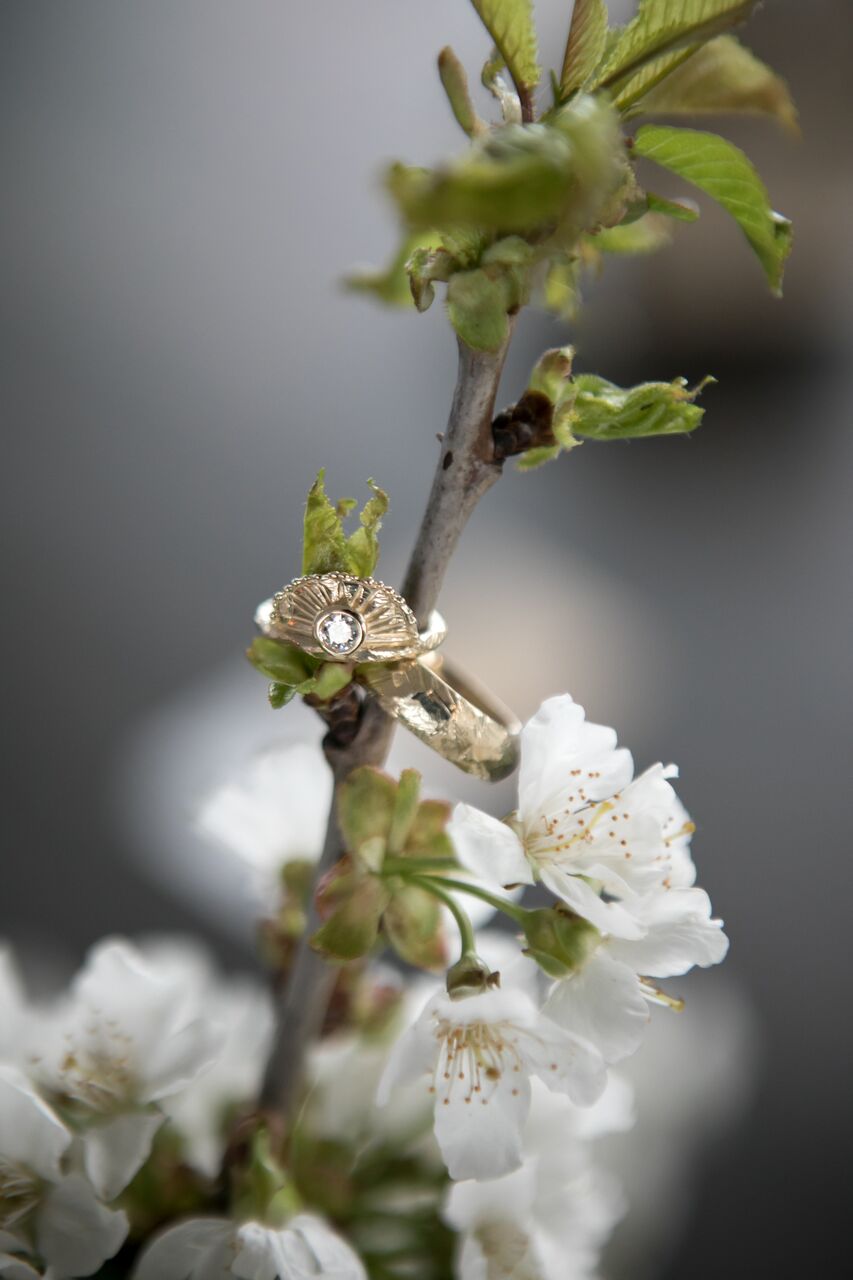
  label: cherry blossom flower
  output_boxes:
[29,939,223,1201]
[449,695,696,940]
[443,1081,627,1280]
[0,1067,127,1279]
[544,887,729,1062]
[133,1214,366,1280]
[378,985,605,1181]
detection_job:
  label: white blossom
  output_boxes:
[0,1067,127,1279]
[449,695,696,940]
[545,887,729,1063]
[443,1082,626,1280]
[133,1214,366,1280]
[378,985,605,1181]
[29,939,224,1201]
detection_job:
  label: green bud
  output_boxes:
[446,953,501,1000]
[311,856,389,961]
[384,883,447,972]
[521,907,600,978]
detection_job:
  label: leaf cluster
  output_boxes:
[350,0,796,345]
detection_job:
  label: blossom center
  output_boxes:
[433,1019,524,1106]
[0,1157,39,1230]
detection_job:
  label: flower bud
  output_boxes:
[445,953,500,1001]
[521,907,600,978]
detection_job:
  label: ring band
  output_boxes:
[255,574,446,662]
[359,654,521,782]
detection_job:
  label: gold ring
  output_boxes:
[360,654,520,782]
[254,574,520,781]
[255,574,446,662]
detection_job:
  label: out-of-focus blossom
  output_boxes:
[133,1213,366,1280]
[0,1067,127,1278]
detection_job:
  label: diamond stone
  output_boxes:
[316,610,363,655]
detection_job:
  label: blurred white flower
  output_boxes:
[444,1081,626,1280]
[196,744,331,886]
[545,888,729,1063]
[133,1213,366,1280]
[378,985,605,1182]
[0,951,25,1068]
[0,1067,127,1279]
[449,695,696,941]
[29,939,224,1200]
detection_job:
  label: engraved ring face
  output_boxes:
[259,574,438,663]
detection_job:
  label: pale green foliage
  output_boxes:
[246,635,353,707]
[438,46,485,137]
[629,35,799,131]
[560,0,609,98]
[302,469,389,578]
[345,231,443,306]
[588,211,674,254]
[470,0,540,91]
[634,123,793,292]
[595,0,758,91]
[571,372,714,439]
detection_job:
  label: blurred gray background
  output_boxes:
[1,1,851,1276]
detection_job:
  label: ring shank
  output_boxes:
[360,654,520,782]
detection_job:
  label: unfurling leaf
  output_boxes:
[302,470,389,578]
[309,663,354,703]
[344,231,444,307]
[595,0,758,92]
[560,0,609,98]
[338,768,399,871]
[633,123,792,292]
[247,636,317,687]
[646,191,700,221]
[470,0,540,92]
[629,35,799,132]
[407,246,457,312]
[495,346,580,470]
[588,211,674,254]
[438,46,485,137]
[572,372,715,439]
[386,95,624,238]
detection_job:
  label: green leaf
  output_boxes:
[633,123,792,292]
[560,0,609,98]
[345,479,388,578]
[470,0,540,91]
[439,46,485,136]
[647,191,699,220]
[268,682,296,709]
[572,372,714,439]
[247,636,317,686]
[344,231,444,307]
[595,0,758,92]
[384,885,447,971]
[302,469,351,575]
[446,268,513,352]
[629,35,799,132]
[589,211,674,254]
[310,663,354,702]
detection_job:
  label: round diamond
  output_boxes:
[316,610,363,656]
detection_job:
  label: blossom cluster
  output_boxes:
[0,692,727,1279]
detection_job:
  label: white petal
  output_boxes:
[544,953,649,1064]
[434,1064,530,1181]
[36,1175,127,1278]
[286,1215,367,1279]
[0,1067,70,1182]
[538,865,645,940]
[447,805,532,888]
[82,1111,164,1201]
[607,887,729,977]
[474,931,542,1002]
[132,1219,233,1280]
[0,1255,41,1280]
[376,992,439,1107]
[519,695,633,819]
[522,1021,606,1107]
[141,1016,223,1103]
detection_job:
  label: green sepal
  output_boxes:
[406,799,455,861]
[338,767,399,872]
[572,372,715,439]
[446,268,514,352]
[387,769,422,856]
[446,952,500,1000]
[383,884,447,972]
[521,907,601,978]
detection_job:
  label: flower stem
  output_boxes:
[409,875,477,956]
[409,872,527,925]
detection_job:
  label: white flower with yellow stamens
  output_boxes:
[377,985,605,1181]
[448,695,696,940]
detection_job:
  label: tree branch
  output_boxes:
[258,329,514,1118]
